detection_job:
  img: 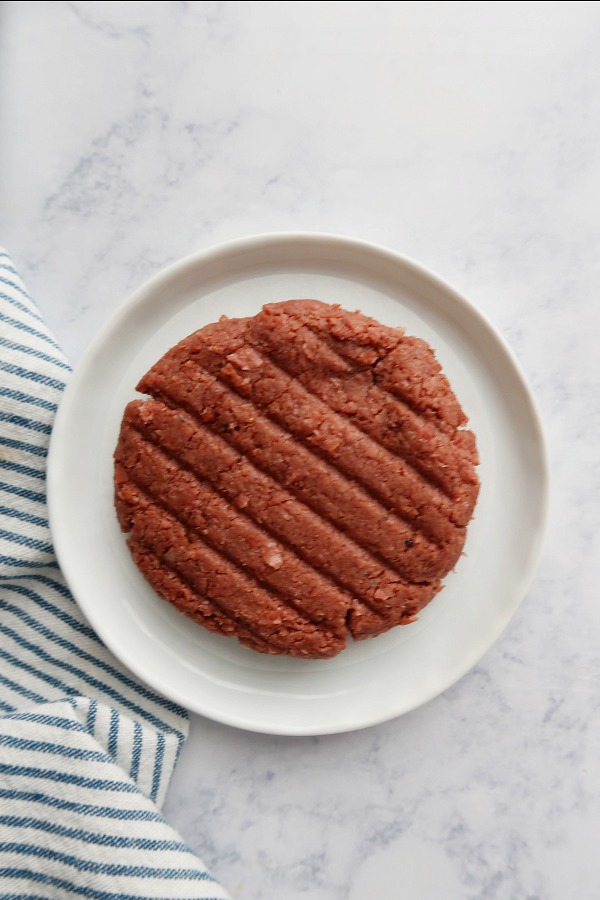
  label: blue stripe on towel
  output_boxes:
[0,361,66,392]
[0,286,46,321]
[0,461,47,481]
[0,528,53,553]
[0,435,48,459]
[0,764,140,793]
[0,815,191,853]
[0,482,46,505]
[0,871,223,900]
[0,334,70,370]
[0,312,65,353]
[0,845,217,880]
[0,385,59,413]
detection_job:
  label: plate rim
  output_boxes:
[47,231,550,735]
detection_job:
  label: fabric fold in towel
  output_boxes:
[0,249,231,898]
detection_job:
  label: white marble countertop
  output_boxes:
[1,2,598,898]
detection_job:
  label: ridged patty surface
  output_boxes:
[114,300,479,659]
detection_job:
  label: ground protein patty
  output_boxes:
[114,299,480,659]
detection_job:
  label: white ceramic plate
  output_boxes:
[47,233,548,735]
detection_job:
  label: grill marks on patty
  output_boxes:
[115,421,351,640]
[250,309,478,508]
[114,300,479,658]
[116,400,438,654]
[139,364,461,580]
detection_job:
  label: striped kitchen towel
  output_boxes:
[0,249,231,899]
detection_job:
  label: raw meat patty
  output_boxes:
[114,300,479,659]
